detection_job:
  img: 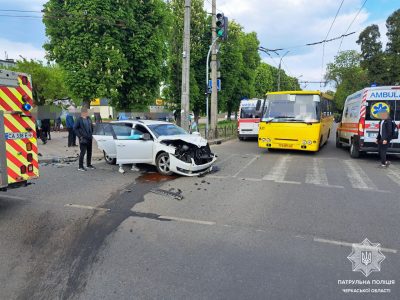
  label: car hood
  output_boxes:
[157,134,208,147]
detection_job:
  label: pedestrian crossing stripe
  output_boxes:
[216,154,400,191]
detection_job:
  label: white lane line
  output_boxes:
[306,158,329,186]
[263,156,291,182]
[387,165,400,186]
[159,215,216,226]
[64,204,110,212]
[238,177,263,182]
[343,160,377,190]
[207,175,229,179]
[233,155,260,178]
[314,237,397,254]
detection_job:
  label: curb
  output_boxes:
[208,135,236,145]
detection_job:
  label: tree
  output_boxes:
[43,0,168,109]
[325,50,368,109]
[166,0,209,122]
[386,9,400,84]
[254,62,273,97]
[356,25,387,84]
[10,60,68,105]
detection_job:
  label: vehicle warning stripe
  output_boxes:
[0,87,22,111]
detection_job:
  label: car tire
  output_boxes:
[103,151,116,165]
[336,134,342,148]
[350,140,360,158]
[156,152,173,176]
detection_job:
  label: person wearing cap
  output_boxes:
[74,108,95,171]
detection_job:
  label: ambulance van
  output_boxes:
[237,98,267,140]
[336,86,400,158]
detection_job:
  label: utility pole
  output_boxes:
[277,51,289,91]
[181,0,191,131]
[210,0,218,136]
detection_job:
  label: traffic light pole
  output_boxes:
[206,37,219,137]
[181,0,191,132]
[210,0,218,137]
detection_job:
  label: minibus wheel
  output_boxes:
[350,140,360,158]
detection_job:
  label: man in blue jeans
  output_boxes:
[66,112,77,147]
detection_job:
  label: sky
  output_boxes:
[0,0,399,91]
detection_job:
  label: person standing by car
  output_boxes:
[376,108,394,168]
[66,112,77,147]
[41,118,51,141]
[74,109,95,171]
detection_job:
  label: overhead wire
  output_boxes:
[337,0,368,54]
[320,0,345,85]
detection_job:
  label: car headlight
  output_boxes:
[307,140,312,145]
[302,140,307,145]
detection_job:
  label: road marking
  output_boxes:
[387,165,400,186]
[64,204,110,212]
[263,156,291,182]
[306,158,329,186]
[232,155,260,178]
[238,177,263,182]
[343,160,377,190]
[158,215,216,226]
[314,237,397,254]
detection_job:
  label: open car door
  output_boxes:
[93,123,117,159]
[114,123,154,164]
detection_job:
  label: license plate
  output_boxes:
[278,143,293,148]
[5,132,33,140]
[367,132,378,138]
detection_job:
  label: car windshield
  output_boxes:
[264,94,320,122]
[147,124,188,137]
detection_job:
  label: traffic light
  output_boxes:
[216,13,228,41]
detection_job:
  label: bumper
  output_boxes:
[360,142,400,153]
[238,134,258,139]
[169,155,217,177]
[258,140,319,152]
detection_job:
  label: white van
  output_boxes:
[336,86,400,158]
[237,98,267,140]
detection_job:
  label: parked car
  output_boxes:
[93,120,217,176]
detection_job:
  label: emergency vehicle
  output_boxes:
[0,69,39,191]
[238,98,267,140]
[336,86,400,158]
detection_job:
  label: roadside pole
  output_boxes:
[181,0,191,131]
[206,37,219,137]
[277,50,289,91]
[210,0,218,137]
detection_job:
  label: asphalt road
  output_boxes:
[1,133,400,300]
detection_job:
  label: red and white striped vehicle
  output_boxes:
[237,98,267,140]
[336,86,400,158]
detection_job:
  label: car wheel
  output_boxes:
[103,151,116,165]
[350,140,360,158]
[156,152,173,176]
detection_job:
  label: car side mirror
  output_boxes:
[142,133,151,141]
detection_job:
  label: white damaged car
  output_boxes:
[93,120,217,176]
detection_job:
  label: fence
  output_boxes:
[200,124,238,140]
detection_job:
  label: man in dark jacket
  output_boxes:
[66,112,77,147]
[376,109,394,168]
[74,109,95,171]
[41,118,51,141]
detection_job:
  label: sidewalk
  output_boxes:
[37,131,103,163]
[37,131,236,163]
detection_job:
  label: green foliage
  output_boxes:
[43,0,168,109]
[166,0,209,120]
[254,62,273,97]
[386,9,400,84]
[10,60,68,105]
[325,50,368,109]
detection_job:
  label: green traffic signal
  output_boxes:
[216,13,228,41]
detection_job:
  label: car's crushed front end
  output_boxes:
[159,136,217,176]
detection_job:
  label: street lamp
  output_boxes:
[277,51,289,91]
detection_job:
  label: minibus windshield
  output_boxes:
[264,94,320,122]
